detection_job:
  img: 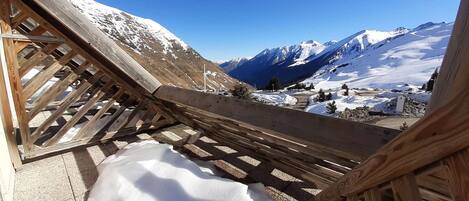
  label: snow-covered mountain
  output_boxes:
[302,22,452,90]
[225,22,450,89]
[70,0,239,90]
[218,57,250,73]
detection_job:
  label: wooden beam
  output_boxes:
[23,50,76,99]
[0,0,32,152]
[71,88,124,140]
[0,26,22,167]
[43,81,113,146]
[18,43,59,77]
[391,174,422,201]
[1,33,64,43]
[30,71,103,141]
[428,0,469,113]
[155,86,399,161]
[28,63,88,119]
[443,149,469,201]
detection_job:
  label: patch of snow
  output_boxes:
[88,141,271,201]
[250,92,297,106]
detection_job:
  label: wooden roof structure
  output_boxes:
[0,0,468,200]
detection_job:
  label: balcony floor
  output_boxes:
[13,124,318,201]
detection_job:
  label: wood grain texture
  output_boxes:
[364,188,382,201]
[391,174,422,201]
[443,149,469,201]
[0,0,32,152]
[428,0,469,113]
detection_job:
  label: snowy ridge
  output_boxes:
[227,22,451,90]
[70,0,189,55]
[302,22,452,90]
[218,57,250,72]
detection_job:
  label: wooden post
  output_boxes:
[443,149,469,201]
[0,0,32,152]
[0,38,21,167]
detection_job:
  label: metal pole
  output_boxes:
[203,64,206,92]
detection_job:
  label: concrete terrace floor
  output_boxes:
[13,124,318,201]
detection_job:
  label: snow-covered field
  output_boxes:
[88,141,271,201]
[250,91,297,106]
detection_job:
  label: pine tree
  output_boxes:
[266,78,281,91]
[326,101,337,114]
[326,92,333,101]
[343,88,349,96]
[341,83,349,90]
[317,89,326,102]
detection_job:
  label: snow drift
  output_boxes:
[88,141,271,201]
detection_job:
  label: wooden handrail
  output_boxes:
[154,85,400,162]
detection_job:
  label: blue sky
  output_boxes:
[97,0,459,62]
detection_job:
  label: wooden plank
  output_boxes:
[21,0,161,93]
[23,50,76,99]
[155,86,399,161]
[364,188,382,201]
[28,63,88,119]
[443,149,469,201]
[43,81,113,146]
[10,11,29,29]
[71,88,124,140]
[0,0,32,152]
[1,33,64,43]
[0,25,22,167]
[30,71,103,141]
[18,43,60,77]
[428,0,469,113]
[317,0,469,199]
[391,174,422,201]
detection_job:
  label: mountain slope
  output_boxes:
[228,40,326,88]
[218,57,250,73]
[302,22,452,90]
[225,24,448,89]
[70,0,239,90]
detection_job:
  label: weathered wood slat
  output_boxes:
[428,0,469,113]
[31,72,103,141]
[391,174,422,201]
[43,81,113,146]
[18,43,59,77]
[443,149,469,201]
[23,50,76,99]
[71,88,124,140]
[1,33,64,43]
[346,195,359,201]
[0,25,22,167]
[155,86,399,161]
[0,1,32,152]
[28,63,88,119]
